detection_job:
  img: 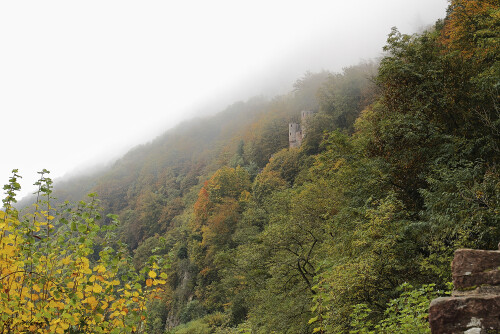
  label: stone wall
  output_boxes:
[429,249,500,333]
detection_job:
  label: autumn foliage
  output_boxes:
[441,0,499,59]
[0,170,166,333]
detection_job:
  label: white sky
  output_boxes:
[0,0,448,200]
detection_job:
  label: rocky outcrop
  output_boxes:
[452,249,500,290]
[429,249,500,334]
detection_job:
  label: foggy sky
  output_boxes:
[0,0,449,199]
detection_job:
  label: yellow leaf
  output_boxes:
[148,271,157,278]
[3,245,16,256]
[93,284,103,293]
[95,264,106,274]
[86,296,98,309]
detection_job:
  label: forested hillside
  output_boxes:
[6,1,499,332]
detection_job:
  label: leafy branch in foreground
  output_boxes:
[349,283,451,334]
[0,170,167,333]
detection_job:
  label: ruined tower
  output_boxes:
[289,123,302,148]
[300,110,315,138]
[289,110,315,148]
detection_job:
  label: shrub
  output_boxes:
[0,170,167,333]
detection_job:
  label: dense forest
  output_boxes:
[4,0,499,332]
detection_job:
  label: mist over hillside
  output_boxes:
[0,0,448,200]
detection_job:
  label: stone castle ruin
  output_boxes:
[289,110,315,148]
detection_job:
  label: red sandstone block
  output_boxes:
[452,249,500,290]
[429,294,500,333]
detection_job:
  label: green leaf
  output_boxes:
[308,316,318,324]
